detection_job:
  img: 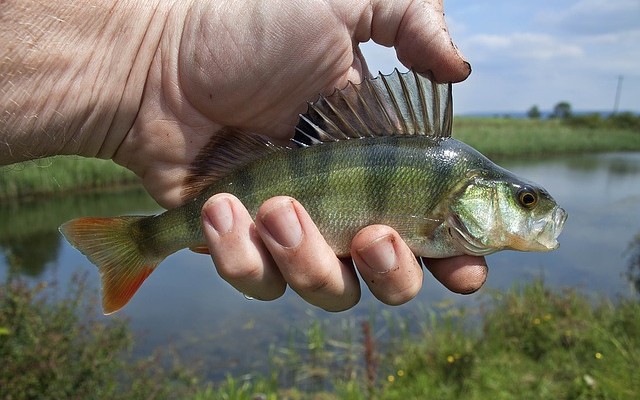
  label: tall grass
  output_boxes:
[0,276,204,399]
[0,156,139,201]
[381,282,640,399]
[205,282,640,400]
[3,275,637,399]
[453,117,640,159]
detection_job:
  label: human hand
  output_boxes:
[1,0,485,311]
[201,194,488,311]
[114,0,472,207]
[110,0,484,310]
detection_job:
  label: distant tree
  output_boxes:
[551,101,572,119]
[527,105,541,119]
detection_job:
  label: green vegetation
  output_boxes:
[526,105,541,119]
[452,116,640,159]
[1,117,639,200]
[550,101,573,119]
[2,277,638,399]
[380,282,640,399]
[0,156,139,201]
[0,189,159,278]
[0,276,204,399]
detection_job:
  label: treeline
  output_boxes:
[527,102,640,130]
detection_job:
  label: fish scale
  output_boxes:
[60,70,566,314]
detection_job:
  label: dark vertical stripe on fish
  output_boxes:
[182,197,203,244]
[233,167,255,201]
[364,138,398,217]
[420,141,458,211]
[304,142,335,202]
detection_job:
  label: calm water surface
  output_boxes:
[2,152,639,378]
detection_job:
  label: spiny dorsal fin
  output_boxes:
[181,127,284,200]
[182,70,452,201]
[294,69,453,145]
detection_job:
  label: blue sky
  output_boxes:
[361,0,640,115]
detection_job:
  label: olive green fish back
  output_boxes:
[183,70,453,200]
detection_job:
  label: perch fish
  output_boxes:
[60,70,567,314]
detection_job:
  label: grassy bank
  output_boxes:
[452,117,640,158]
[0,156,140,201]
[1,117,639,200]
[2,277,638,399]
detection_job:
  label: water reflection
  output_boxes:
[1,152,640,380]
[1,231,60,277]
[563,153,640,176]
[0,188,159,277]
[625,233,640,295]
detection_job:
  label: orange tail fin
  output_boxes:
[59,216,162,315]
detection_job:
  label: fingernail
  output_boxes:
[260,200,303,248]
[463,60,472,76]
[356,234,397,273]
[203,196,234,235]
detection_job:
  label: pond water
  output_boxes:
[2,152,640,379]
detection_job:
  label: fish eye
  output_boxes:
[517,187,538,209]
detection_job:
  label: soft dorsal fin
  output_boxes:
[181,127,284,200]
[294,69,453,146]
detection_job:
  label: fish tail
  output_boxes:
[59,216,162,315]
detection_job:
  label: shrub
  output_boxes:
[0,276,201,400]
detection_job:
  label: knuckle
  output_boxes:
[287,268,332,293]
[217,259,264,282]
[383,282,421,305]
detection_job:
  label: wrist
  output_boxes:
[0,0,178,164]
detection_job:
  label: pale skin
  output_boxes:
[1,0,487,311]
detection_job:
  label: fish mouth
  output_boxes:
[529,207,568,251]
[446,215,496,256]
[446,206,568,255]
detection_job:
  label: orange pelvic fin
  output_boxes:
[189,245,211,255]
[59,216,162,315]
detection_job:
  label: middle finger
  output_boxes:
[255,196,361,311]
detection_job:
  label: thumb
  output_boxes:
[368,0,471,82]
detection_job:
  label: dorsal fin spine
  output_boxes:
[399,70,420,135]
[349,82,378,137]
[336,90,367,138]
[381,72,408,135]
[412,71,430,135]
[444,84,453,135]
[310,102,347,141]
[364,77,395,134]
[432,77,441,136]
[323,92,359,139]
[297,114,334,142]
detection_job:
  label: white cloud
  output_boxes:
[465,33,584,61]
[361,1,640,114]
[537,0,640,34]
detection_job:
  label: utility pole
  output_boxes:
[613,75,623,115]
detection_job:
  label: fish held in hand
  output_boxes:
[60,70,567,314]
